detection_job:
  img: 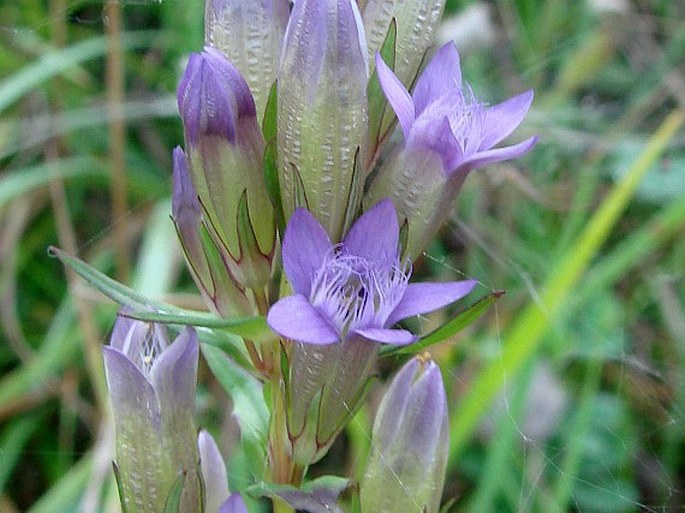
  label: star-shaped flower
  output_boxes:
[375,42,538,175]
[267,199,476,345]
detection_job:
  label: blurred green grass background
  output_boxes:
[1,0,684,511]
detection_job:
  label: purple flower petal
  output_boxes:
[150,327,198,409]
[103,346,161,431]
[354,327,416,345]
[282,208,333,296]
[199,430,230,513]
[406,114,461,174]
[479,90,534,150]
[375,53,415,140]
[218,493,248,513]
[178,48,256,146]
[372,358,417,448]
[457,136,538,174]
[412,43,462,115]
[387,279,477,326]
[267,294,340,345]
[343,199,399,262]
[400,361,448,458]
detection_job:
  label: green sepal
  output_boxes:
[264,139,286,237]
[48,246,271,341]
[162,472,186,513]
[380,290,504,357]
[292,164,310,210]
[248,475,351,513]
[236,189,273,288]
[341,147,364,236]
[367,18,397,152]
[112,462,132,513]
[262,80,278,143]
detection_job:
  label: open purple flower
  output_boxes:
[365,42,538,259]
[267,199,476,346]
[375,42,537,175]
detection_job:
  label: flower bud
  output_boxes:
[365,44,537,259]
[172,147,252,317]
[360,357,449,513]
[204,0,289,120]
[198,430,230,513]
[104,314,201,513]
[362,0,445,85]
[198,429,248,513]
[178,48,275,290]
[277,0,368,241]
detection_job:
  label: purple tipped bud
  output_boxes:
[365,43,537,259]
[360,357,449,513]
[178,47,256,147]
[278,0,369,241]
[172,146,252,317]
[177,49,275,291]
[104,314,202,512]
[205,0,289,120]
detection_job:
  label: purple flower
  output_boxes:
[267,199,476,345]
[178,47,258,148]
[360,357,449,513]
[171,146,252,317]
[177,48,275,291]
[103,314,201,512]
[365,42,537,259]
[376,42,537,175]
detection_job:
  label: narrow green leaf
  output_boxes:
[380,291,503,357]
[49,247,271,340]
[0,157,106,207]
[122,308,270,341]
[163,473,186,513]
[248,476,351,513]
[0,31,163,113]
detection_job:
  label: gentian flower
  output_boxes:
[103,314,201,512]
[267,199,474,465]
[204,0,289,120]
[360,356,449,513]
[178,48,275,291]
[277,0,368,241]
[365,42,537,259]
[267,198,475,346]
